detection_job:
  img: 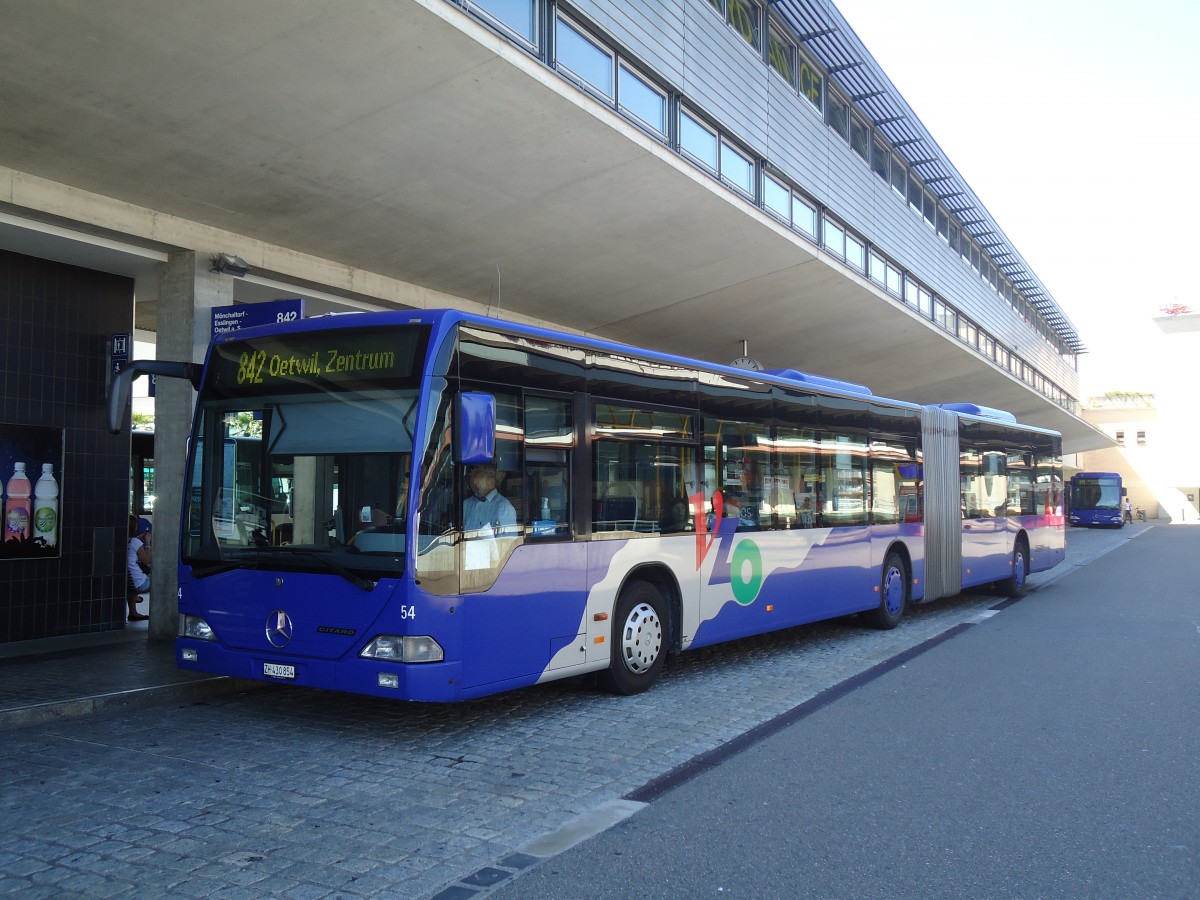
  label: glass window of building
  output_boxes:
[727,0,761,50]
[764,173,791,222]
[825,92,848,139]
[934,298,956,332]
[470,0,537,46]
[922,190,936,228]
[907,175,922,213]
[798,52,822,109]
[885,262,902,296]
[721,141,754,196]
[768,25,795,85]
[871,139,889,179]
[679,109,718,170]
[845,233,865,271]
[960,318,977,347]
[555,16,613,98]
[918,287,933,318]
[936,207,949,240]
[823,218,845,256]
[869,251,885,284]
[850,115,870,161]
[890,155,906,196]
[794,196,817,238]
[618,64,666,135]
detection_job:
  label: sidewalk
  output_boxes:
[0,621,259,732]
[0,522,1152,732]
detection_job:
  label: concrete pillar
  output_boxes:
[148,251,230,641]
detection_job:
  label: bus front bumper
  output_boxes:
[175,638,466,702]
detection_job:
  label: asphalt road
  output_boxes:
[490,525,1200,899]
[0,523,1186,899]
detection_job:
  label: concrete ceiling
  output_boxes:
[0,0,1105,451]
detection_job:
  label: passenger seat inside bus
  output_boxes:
[594,481,639,531]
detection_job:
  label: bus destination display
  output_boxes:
[208,327,426,394]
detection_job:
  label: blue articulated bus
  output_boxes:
[112,309,1064,701]
[1067,471,1125,528]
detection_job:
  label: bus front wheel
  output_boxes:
[862,552,908,630]
[600,580,666,695]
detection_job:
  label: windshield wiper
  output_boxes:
[191,559,259,579]
[252,546,376,592]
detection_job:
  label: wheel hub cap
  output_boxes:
[884,567,904,614]
[621,602,662,673]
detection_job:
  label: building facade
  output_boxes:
[1078,312,1200,523]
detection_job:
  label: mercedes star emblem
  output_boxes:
[265,610,294,648]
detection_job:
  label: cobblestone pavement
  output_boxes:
[0,525,1147,898]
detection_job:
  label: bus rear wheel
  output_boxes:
[599,580,666,695]
[862,551,908,630]
[1002,540,1029,597]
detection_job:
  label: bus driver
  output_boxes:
[464,463,517,535]
[463,463,517,573]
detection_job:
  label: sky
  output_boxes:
[832,0,1200,398]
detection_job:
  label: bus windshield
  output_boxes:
[182,324,429,578]
[183,393,416,577]
[1070,476,1120,511]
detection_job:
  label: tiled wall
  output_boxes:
[0,249,134,642]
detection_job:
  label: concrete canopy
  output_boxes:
[0,0,1104,451]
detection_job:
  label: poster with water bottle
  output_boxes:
[0,423,63,559]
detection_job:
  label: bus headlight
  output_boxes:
[179,614,216,641]
[360,635,444,663]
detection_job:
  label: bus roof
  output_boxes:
[220,308,1059,435]
[932,403,1017,424]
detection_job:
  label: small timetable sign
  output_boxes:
[210,299,304,340]
[110,333,131,376]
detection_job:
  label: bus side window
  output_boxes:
[960,447,981,519]
[525,395,573,538]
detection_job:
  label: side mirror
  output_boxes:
[456,392,495,465]
[107,360,200,433]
